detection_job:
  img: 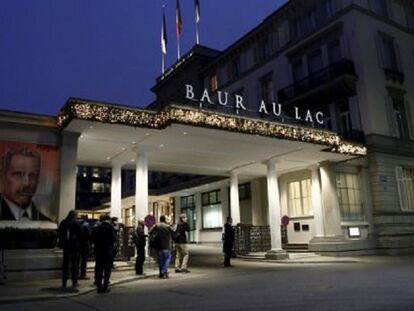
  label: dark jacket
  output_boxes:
[91,222,116,255]
[133,224,146,248]
[223,223,235,250]
[79,220,91,249]
[174,222,190,244]
[151,222,173,251]
[57,217,82,251]
[0,195,52,221]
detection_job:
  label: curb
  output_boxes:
[0,273,157,305]
[237,256,360,264]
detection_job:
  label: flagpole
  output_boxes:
[162,53,165,74]
[177,36,181,60]
[176,0,182,60]
[161,5,167,74]
[196,22,200,45]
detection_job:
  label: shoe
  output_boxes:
[162,273,169,279]
[136,272,146,276]
[175,268,183,273]
[72,283,79,289]
[182,269,191,273]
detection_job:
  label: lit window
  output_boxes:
[288,178,312,217]
[92,182,105,193]
[396,167,414,212]
[336,173,363,221]
[210,75,218,93]
[202,190,222,229]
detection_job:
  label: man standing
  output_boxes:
[0,147,51,221]
[78,215,91,280]
[110,217,120,269]
[223,217,235,267]
[174,214,191,273]
[91,214,116,293]
[57,210,82,289]
[132,218,146,275]
[150,215,173,279]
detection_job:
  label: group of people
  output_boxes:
[57,210,236,293]
[57,210,119,293]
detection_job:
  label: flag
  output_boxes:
[195,0,200,23]
[161,7,167,55]
[176,0,182,38]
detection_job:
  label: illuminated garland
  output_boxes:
[57,99,367,156]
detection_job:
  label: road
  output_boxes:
[2,246,414,311]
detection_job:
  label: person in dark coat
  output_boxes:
[174,214,191,273]
[57,210,82,288]
[149,215,173,279]
[132,218,147,275]
[110,216,120,269]
[78,215,91,280]
[223,216,235,267]
[91,214,116,293]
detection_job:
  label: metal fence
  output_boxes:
[234,224,271,255]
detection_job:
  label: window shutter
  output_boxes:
[394,41,403,72]
[385,95,398,137]
[404,100,414,140]
[375,32,384,68]
[395,166,407,211]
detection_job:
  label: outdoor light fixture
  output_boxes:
[348,227,361,238]
[57,99,367,156]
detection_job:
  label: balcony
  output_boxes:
[384,68,404,84]
[278,59,358,104]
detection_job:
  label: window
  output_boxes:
[228,56,240,81]
[370,0,389,18]
[328,40,341,64]
[92,182,107,193]
[255,38,270,63]
[319,0,333,22]
[338,100,352,135]
[396,167,414,211]
[210,74,218,93]
[288,178,312,217]
[307,49,323,74]
[378,33,400,71]
[291,17,303,40]
[292,58,304,82]
[92,168,100,178]
[392,97,410,140]
[336,173,363,221]
[304,9,317,31]
[406,7,414,30]
[260,73,274,103]
[239,183,251,200]
[202,190,222,229]
[181,195,196,230]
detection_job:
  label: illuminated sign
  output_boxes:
[185,84,324,125]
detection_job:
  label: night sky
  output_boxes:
[0,0,286,116]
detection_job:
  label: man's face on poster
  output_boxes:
[2,154,40,207]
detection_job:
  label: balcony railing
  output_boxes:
[384,68,405,84]
[278,59,357,102]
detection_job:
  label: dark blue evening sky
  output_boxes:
[0,0,286,116]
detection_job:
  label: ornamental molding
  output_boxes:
[57,99,367,156]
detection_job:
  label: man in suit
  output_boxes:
[223,217,235,267]
[91,214,116,293]
[0,147,51,221]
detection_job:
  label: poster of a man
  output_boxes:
[0,143,58,222]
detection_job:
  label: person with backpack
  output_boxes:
[91,214,116,293]
[174,214,191,273]
[149,215,173,279]
[57,210,82,289]
[132,218,147,275]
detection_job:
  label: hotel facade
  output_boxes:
[1,0,414,268]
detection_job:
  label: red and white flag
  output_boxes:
[195,0,200,24]
[176,0,182,38]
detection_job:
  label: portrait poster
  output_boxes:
[0,140,59,223]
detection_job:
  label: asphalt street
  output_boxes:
[2,247,414,311]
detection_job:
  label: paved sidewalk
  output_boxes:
[0,261,159,304]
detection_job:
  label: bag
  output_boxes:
[149,228,161,250]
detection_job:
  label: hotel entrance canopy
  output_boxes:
[57,98,366,176]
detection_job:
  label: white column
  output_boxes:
[135,151,148,226]
[194,192,202,243]
[111,163,122,222]
[58,132,80,222]
[311,166,325,237]
[319,163,342,237]
[230,171,241,225]
[265,160,287,259]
